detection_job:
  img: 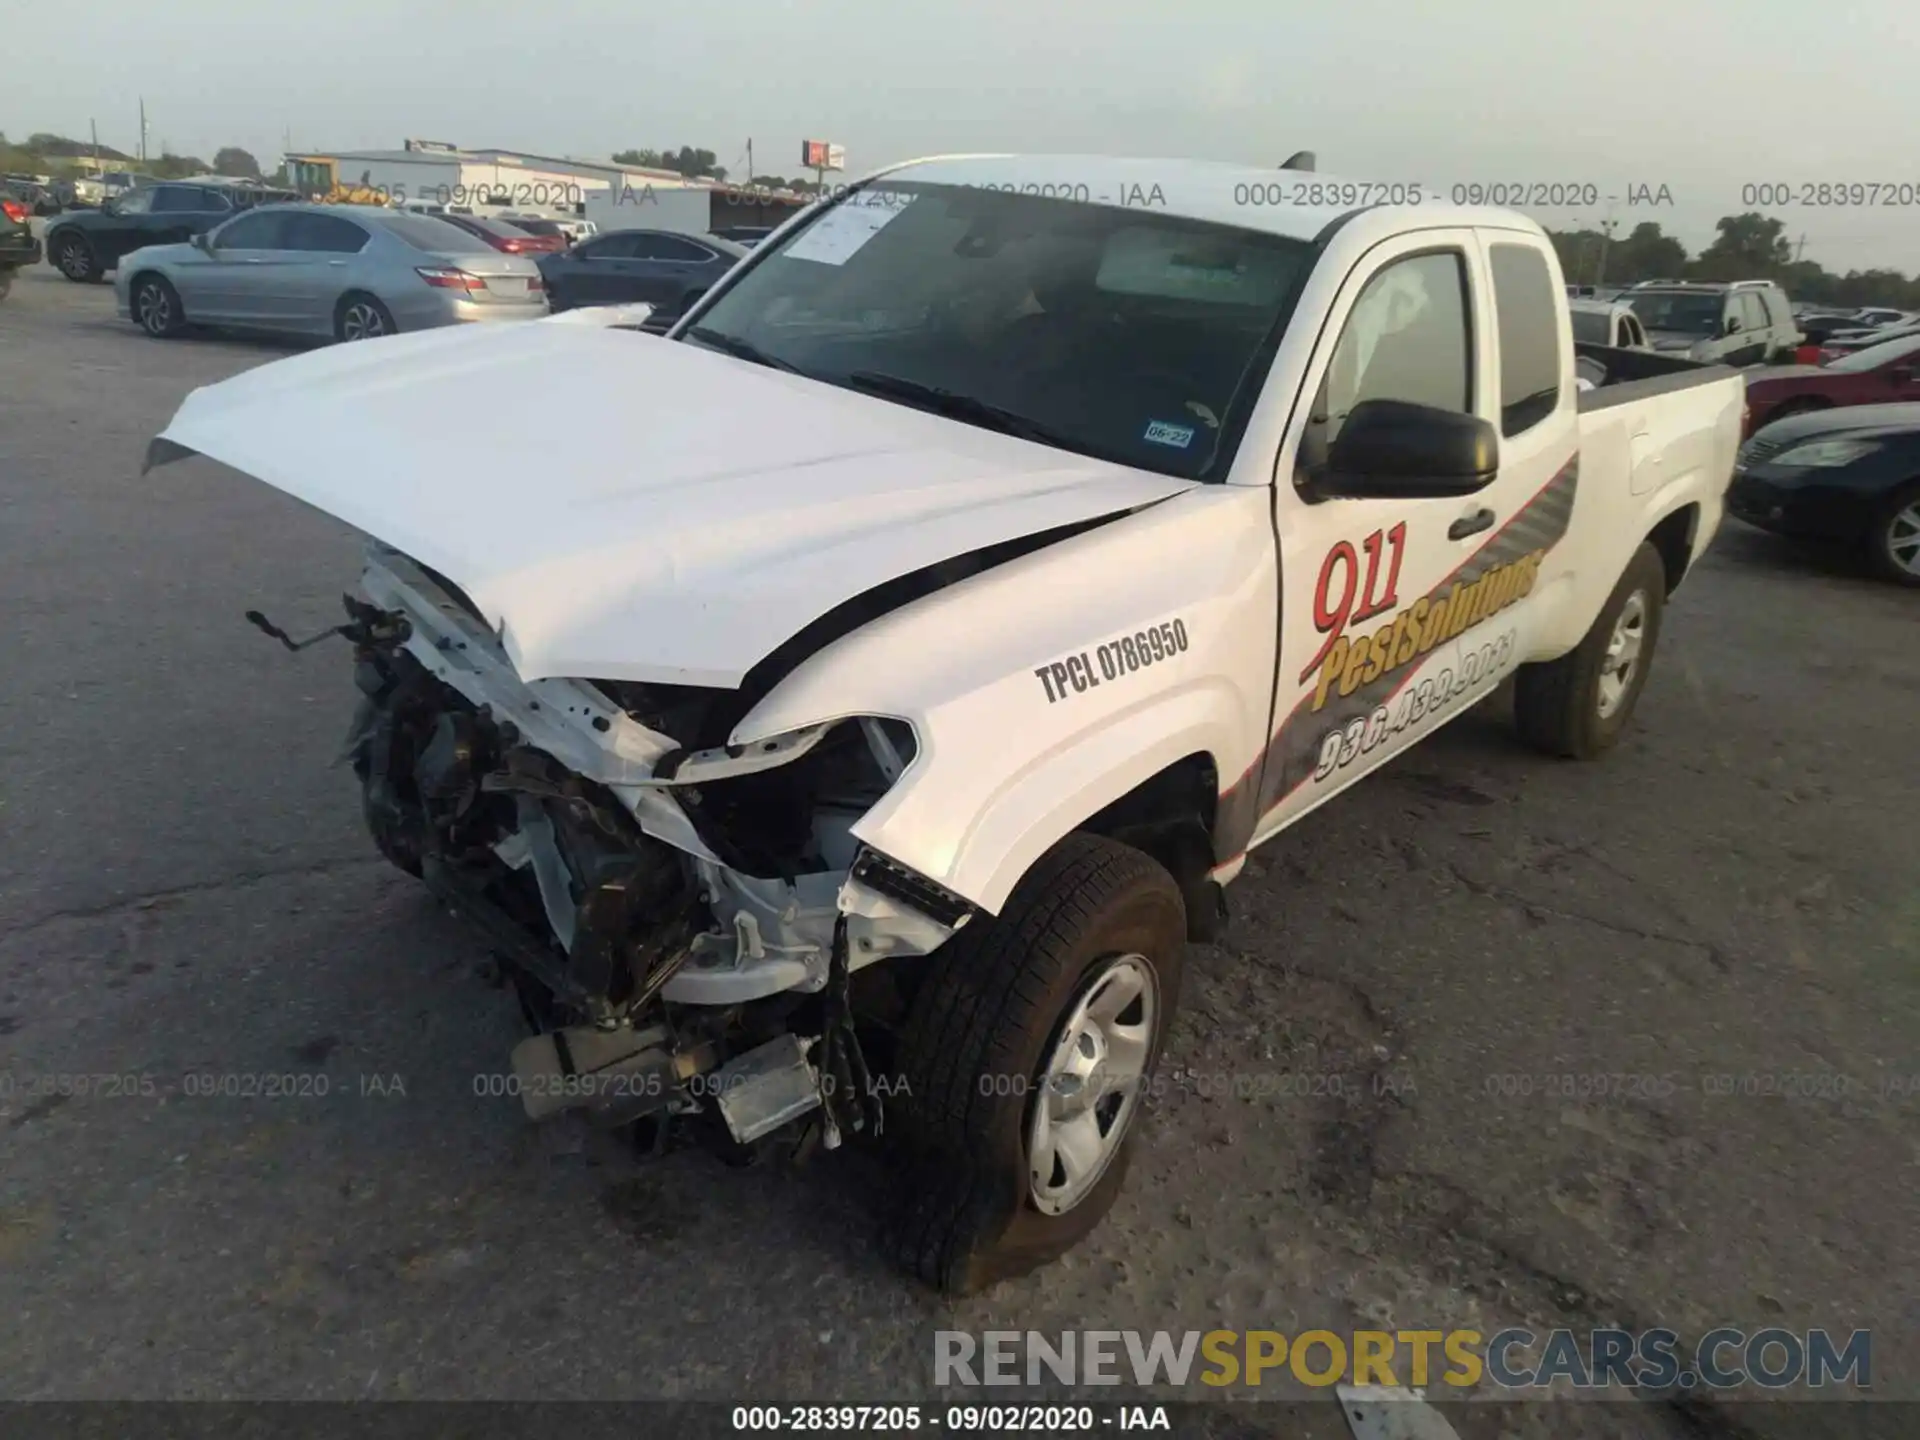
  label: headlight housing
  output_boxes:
[1770,438,1882,469]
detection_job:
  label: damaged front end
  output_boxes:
[330,546,971,1149]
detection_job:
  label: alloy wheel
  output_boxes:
[341,302,387,340]
[136,283,172,335]
[1886,501,1920,578]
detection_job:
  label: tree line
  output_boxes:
[1,131,274,184]
[1548,214,1919,309]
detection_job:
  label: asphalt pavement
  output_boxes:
[1,262,1915,1438]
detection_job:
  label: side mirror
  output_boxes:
[191,232,214,254]
[1724,316,1742,335]
[1311,399,1500,500]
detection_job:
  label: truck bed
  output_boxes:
[1574,341,1740,413]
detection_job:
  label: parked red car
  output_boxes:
[1742,332,1920,436]
[429,212,567,256]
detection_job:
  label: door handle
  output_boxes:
[1448,507,1496,540]
[328,260,347,267]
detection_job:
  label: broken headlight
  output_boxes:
[668,717,918,881]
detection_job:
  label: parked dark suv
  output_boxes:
[44,180,295,282]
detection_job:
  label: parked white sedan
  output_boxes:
[114,204,548,342]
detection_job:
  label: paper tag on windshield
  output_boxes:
[782,192,912,266]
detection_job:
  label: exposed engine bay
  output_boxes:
[313,545,974,1151]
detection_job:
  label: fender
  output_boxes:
[733,485,1279,913]
[926,679,1247,912]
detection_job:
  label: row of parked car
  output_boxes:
[1562,279,1919,585]
[31,177,765,338]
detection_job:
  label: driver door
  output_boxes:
[1248,229,1572,845]
[185,210,292,325]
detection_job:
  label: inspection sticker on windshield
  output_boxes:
[782,191,913,266]
[1144,420,1196,449]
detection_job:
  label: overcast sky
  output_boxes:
[10,0,1919,270]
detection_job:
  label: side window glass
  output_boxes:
[1488,243,1562,436]
[1302,251,1472,478]
[212,212,286,249]
[284,214,368,253]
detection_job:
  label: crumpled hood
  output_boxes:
[148,321,1192,687]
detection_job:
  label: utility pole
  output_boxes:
[1594,217,1618,285]
[1794,232,1806,263]
[90,119,100,168]
[746,137,753,185]
[138,97,149,166]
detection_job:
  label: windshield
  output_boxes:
[1826,333,1920,371]
[1622,291,1724,334]
[1569,310,1610,345]
[680,182,1317,482]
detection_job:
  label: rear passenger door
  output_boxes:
[625,231,709,309]
[1727,293,1769,366]
[148,185,233,247]
[275,212,372,334]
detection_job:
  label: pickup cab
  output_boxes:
[147,156,1743,1293]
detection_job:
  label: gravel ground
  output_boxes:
[2,262,1915,1438]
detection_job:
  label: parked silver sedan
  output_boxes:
[113,204,548,341]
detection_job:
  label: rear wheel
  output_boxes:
[1866,482,1920,587]
[132,274,186,338]
[335,292,396,341]
[53,232,100,282]
[0,269,12,303]
[1514,542,1667,759]
[885,833,1185,1294]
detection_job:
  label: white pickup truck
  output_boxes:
[148,155,1743,1294]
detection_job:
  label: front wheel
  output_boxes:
[1514,541,1667,759]
[132,274,186,338]
[1867,481,1920,587]
[0,268,13,303]
[885,833,1185,1294]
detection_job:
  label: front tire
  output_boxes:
[1866,481,1920,587]
[132,274,186,338]
[53,232,100,283]
[885,833,1185,1294]
[1514,541,1667,759]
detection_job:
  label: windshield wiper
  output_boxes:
[683,326,805,375]
[843,371,1078,449]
